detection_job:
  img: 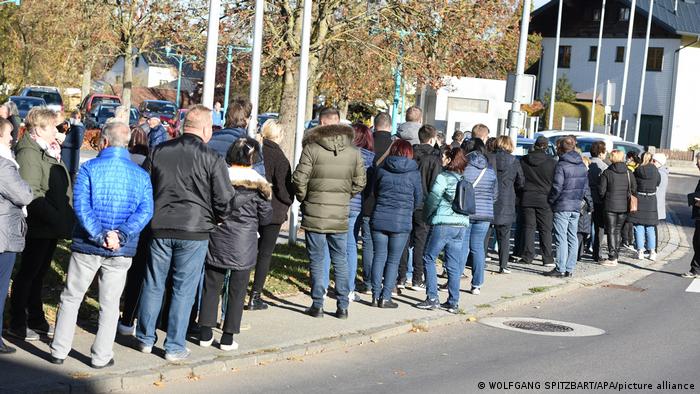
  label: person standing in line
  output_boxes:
[630,152,660,261]
[653,153,669,255]
[135,105,235,361]
[588,141,609,263]
[370,140,422,308]
[599,150,636,267]
[199,138,272,350]
[396,106,423,146]
[544,136,591,278]
[681,153,700,278]
[577,156,593,260]
[9,108,74,341]
[49,122,153,368]
[450,131,464,149]
[1,102,21,147]
[147,117,168,149]
[60,113,86,181]
[292,123,366,319]
[0,118,33,354]
[209,98,265,175]
[415,147,470,313]
[491,136,524,274]
[212,101,224,129]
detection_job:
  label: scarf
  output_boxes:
[32,133,61,161]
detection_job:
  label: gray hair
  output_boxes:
[3,101,19,117]
[101,121,131,148]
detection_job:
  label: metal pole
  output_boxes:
[288,0,313,245]
[634,0,654,144]
[224,46,233,120]
[201,0,221,108]
[391,47,403,135]
[617,0,637,136]
[590,0,607,131]
[548,0,563,129]
[175,58,183,108]
[248,0,265,137]
[507,0,532,148]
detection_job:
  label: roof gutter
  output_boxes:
[666,35,700,148]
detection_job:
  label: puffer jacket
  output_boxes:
[423,171,470,227]
[371,156,423,233]
[349,147,374,213]
[262,138,294,225]
[600,162,637,214]
[630,164,660,226]
[463,151,498,222]
[413,144,443,211]
[520,149,557,208]
[208,127,265,175]
[292,125,366,233]
[71,147,154,257]
[492,150,524,225]
[14,134,75,239]
[549,151,591,213]
[207,167,273,271]
[148,124,168,149]
[0,155,33,252]
[588,157,608,205]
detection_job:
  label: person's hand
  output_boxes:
[104,231,121,251]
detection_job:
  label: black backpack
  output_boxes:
[450,169,486,216]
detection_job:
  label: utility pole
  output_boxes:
[202,0,221,108]
[248,0,265,137]
[507,0,533,148]
[590,0,607,131]
[224,46,233,119]
[617,0,637,136]
[634,0,654,144]
[548,0,563,129]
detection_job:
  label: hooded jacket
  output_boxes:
[0,155,33,252]
[629,163,660,225]
[588,157,609,205]
[292,125,367,233]
[549,151,591,213]
[262,138,294,224]
[397,121,422,146]
[206,167,273,271]
[423,171,470,227]
[600,161,637,214]
[463,151,498,222]
[362,130,393,217]
[371,156,423,233]
[208,127,265,175]
[492,149,524,225]
[413,143,443,211]
[520,149,557,209]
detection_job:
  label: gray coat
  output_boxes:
[397,121,422,146]
[657,166,669,220]
[0,156,33,253]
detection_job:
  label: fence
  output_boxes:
[655,149,696,161]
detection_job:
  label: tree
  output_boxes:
[543,75,577,106]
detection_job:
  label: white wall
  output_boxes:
[669,41,700,150]
[102,56,176,88]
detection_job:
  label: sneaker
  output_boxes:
[499,268,511,274]
[117,322,135,336]
[543,262,556,268]
[623,243,635,251]
[6,327,40,341]
[30,324,54,338]
[219,333,238,351]
[409,282,426,291]
[357,283,372,295]
[348,291,361,303]
[396,279,406,289]
[470,287,481,295]
[649,251,657,261]
[542,269,565,277]
[637,250,645,260]
[199,326,214,348]
[137,342,152,354]
[438,283,448,292]
[391,287,402,297]
[600,259,618,267]
[439,302,459,314]
[165,348,191,362]
[681,272,700,278]
[415,298,440,310]
[564,272,574,278]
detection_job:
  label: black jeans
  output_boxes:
[120,231,151,326]
[520,207,554,265]
[605,212,627,260]
[398,209,429,284]
[253,224,282,293]
[199,266,250,334]
[577,233,589,260]
[10,237,57,330]
[494,224,511,270]
[592,203,606,262]
[621,220,634,246]
[691,220,700,275]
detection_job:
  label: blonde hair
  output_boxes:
[581,155,591,168]
[640,151,653,166]
[184,104,212,130]
[494,135,515,153]
[25,107,58,133]
[610,149,625,163]
[261,119,283,141]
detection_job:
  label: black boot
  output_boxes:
[247,291,268,311]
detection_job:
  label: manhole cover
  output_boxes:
[479,317,605,337]
[503,320,574,332]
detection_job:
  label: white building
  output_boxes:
[531,0,700,150]
[103,50,202,93]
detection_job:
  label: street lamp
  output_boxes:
[222,45,252,119]
[165,45,195,109]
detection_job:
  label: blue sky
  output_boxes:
[534,0,549,8]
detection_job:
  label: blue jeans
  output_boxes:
[361,216,374,285]
[634,225,656,251]
[371,230,410,301]
[346,210,361,293]
[466,221,490,289]
[553,211,581,273]
[423,226,469,304]
[136,238,209,355]
[0,252,16,346]
[306,232,349,310]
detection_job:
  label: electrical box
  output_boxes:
[505,74,536,104]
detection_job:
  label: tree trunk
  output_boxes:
[81,59,93,100]
[338,99,349,120]
[277,58,299,162]
[122,39,134,109]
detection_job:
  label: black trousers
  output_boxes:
[199,266,250,334]
[398,209,428,284]
[592,203,606,262]
[577,233,590,261]
[605,212,627,260]
[691,220,700,275]
[120,231,151,326]
[621,220,634,246]
[520,207,554,265]
[253,224,282,293]
[10,237,57,330]
[494,224,511,270]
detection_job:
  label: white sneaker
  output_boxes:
[219,340,239,352]
[471,287,481,295]
[637,250,645,260]
[649,251,657,261]
[600,259,618,267]
[117,322,135,336]
[348,291,355,303]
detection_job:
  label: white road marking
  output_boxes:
[685,279,700,293]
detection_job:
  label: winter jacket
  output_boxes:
[423,171,470,227]
[293,125,366,233]
[548,151,591,213]
[578,198,592,234]
[657,166,669,220]
[362,130,393,217]
[371,156,423,233]
[463,151,498,222]
[397,121,421,146]
[372,130,393,165]
[492,150,524,225]
[600,162,637,214]
[206,167,273,271]
[148,124,168,149]
[262,138,294,225]
[692,179,700,220]
[15,134,75,239]
[208,127,265,176]
[629,164,660,226]
[144,133,235,240]
[588,157,609,205]
[0,155,33,252]
[413,144,443,211]
[350,147,375,213]
[520,149,557,208]
[71,147,154,257]
[60,124,85,177]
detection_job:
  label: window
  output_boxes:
[619,7,630,21]
[593,8,601,21]
[558,45,571,68]
[615,46,625,62]
[647,47,664,71]
[589,46,598,62]
[447,97,489,114]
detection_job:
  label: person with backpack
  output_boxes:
[415,147,470,312]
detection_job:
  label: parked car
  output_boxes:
[18,86,64,114]
[85,103,139,130]
[515,137,556,157]
[535,130,622,156]
[257,112,279,130]
[8,96,47,121]
[139,100,177,125]
[129,107,140,129]
[612,140,644,155]
[79,93,121,118]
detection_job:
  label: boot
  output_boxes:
[247,291,268,311]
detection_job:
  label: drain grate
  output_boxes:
[503,320,574,333]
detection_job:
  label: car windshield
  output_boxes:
[98,107,116,118]
[12,98,45,111]
[144,102,176,114]
[26,91,62,105]
[613,143,641,154]
[577,140,595,154]
[93,97,120,108]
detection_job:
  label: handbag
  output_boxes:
[627,171,638,213]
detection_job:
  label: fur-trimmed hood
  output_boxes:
[302,124,354,153]
[228,166,272,200]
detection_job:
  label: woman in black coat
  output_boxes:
[199,138,273,351]
[630,152,660,261]
[599,150,637,266]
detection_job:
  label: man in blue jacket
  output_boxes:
[49,121,153,369]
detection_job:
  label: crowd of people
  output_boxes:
[0,99,699,370]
